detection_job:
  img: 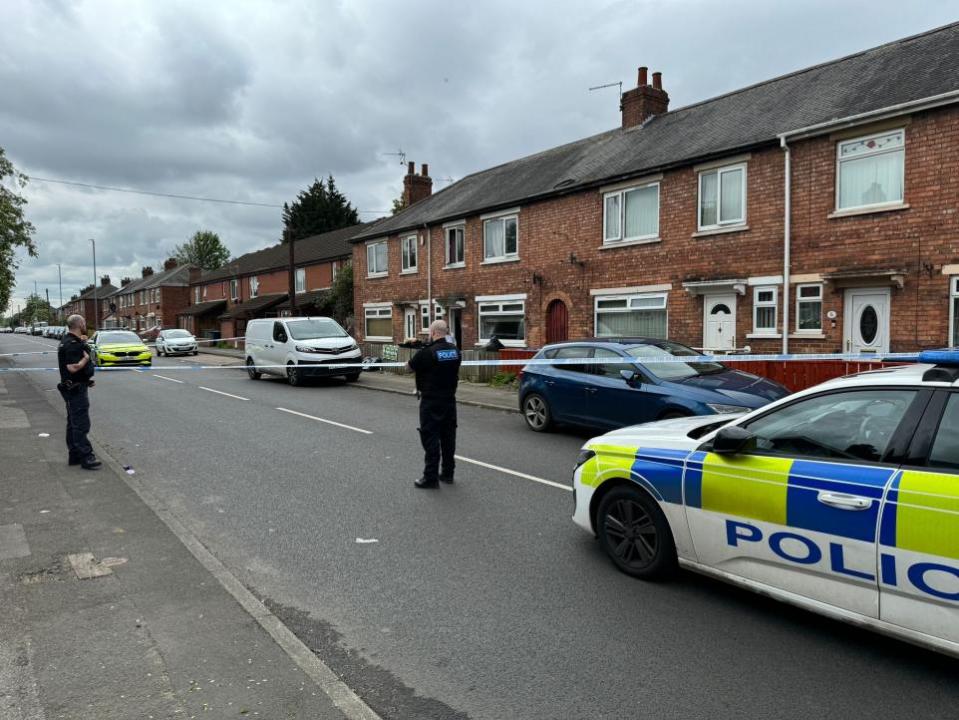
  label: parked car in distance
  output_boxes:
[0,326,12,333]
[14,326,28,334]
[519,338,789,432]
[155,329,199,356]
[89,330,152,367]
[245,317,361,386]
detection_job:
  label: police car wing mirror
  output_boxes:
[711,425,756,455]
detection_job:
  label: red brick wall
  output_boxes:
[354,105,959,353]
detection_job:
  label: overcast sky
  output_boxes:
[2,0,955,313]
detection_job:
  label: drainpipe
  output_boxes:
[780,136,791,355]
[424,223,432,324]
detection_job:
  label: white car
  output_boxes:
[245,317,361,386]
[0,326,11,333]
[155,329,199,356]
[572,353,959,658]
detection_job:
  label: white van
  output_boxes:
[245,317,362,386]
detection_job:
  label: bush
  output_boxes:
[488,371,517,388]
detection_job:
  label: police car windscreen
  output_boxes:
[99,331,141,344]
[626,341,725,380]
[287,319,348,340]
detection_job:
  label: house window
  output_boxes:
[483,216,518,262]
[950,278,959,347]
[367,241,388,276]
[594,293,668,338]
[331,262,338,282]
[249,276,259,298]
[154,289,160,303]
[421,303,430,332]
[796,284,823,332]
[699,164,746,230]
[364,306,392,340]
[202,285,208,298]
[194,287,200,304]
[295,268,306,293]
[753,287,777,334]
[445,226,465,266]
[604,183,659,243]
[477,299,525,346]
[230,279,239,301]
[401,235,418,272]
[837,129,904,211]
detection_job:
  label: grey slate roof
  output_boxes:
[353,22,959,241]
[200,222,372,284]
[77,283,118,300]
[117,264,192,295]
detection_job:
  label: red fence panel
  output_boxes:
[499,349,537,375]
[722,359,907,393]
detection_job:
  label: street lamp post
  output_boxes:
[89,239,99,330]
[57,263,63,321]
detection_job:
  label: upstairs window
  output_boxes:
[837,129,904,211]
[194,287,200,304]
[796,284,823,332]
[295,268,306,293]
[483,215,518,262]
[367,241,388,276]
[699,164,746,230]
[445,226,465,266]
[752,287,777,334]
[230,279,239,301]
[249,276,259,298]
[604,183,659,243]
[401,235,418,272]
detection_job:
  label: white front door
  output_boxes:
[844,288,890,354]
[704,294,736,351]
[404,308,417,341]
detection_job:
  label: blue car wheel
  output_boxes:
[523,392,553,432]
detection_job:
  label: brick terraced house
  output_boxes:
[180,223,368,340]
[114,258,193,333]
[351,24,959,355]
[61,276,117,329]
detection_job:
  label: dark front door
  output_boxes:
[448,307,463,348]
[546,300,569,344]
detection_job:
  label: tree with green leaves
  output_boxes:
[0,147,38,314]
[173,230,231,270]
[314,262,354,328]
[391,194,407,216]
[18,293,53,324]
[282,175,359,242]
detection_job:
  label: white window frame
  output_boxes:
[950,278,959,347]
[835,128,905,212]
[477,299,526,347]
[404,307,417,340]
[445,225,465,267]
[295,267,306,293]
[603,181,660,245]
[194,287,200,304]
[593,293,668,338]
[795,283,824,333]
[366,240,388,278]
[752,286,778,335]
[230,279,239,301]
[482,215,519,263]
[332,262,338,282]
[249,275,259,298]
[401,235,418,273]
[202,285,208,298]
[698,163,747,231]
[363,305,393,341]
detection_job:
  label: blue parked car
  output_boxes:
[518,338,789,432]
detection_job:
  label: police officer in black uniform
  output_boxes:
[57,314,100,470]
[407,319,461,488]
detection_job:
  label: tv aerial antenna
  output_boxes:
[588,80,623,99]
[382,148,407,165]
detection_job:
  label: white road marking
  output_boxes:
[275,407,373,435]
[152,374,184,384]
[199,386,249,401]
[454,455,572,492]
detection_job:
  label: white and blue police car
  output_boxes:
[572,351,959,657]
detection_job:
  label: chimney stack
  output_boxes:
[121,277,132,287]
[402,160,433,207]
[141,266,154,278]
[163,257,178,271]
[188,267,201,285]
[620,66,669,129]
[100,275,110,287]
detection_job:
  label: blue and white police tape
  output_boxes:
[0,336,247,358]
[0,349,945,374]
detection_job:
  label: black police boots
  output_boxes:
[414,476,439,489]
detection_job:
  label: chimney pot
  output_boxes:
[163,257,178,270]
[141,266,154,278]
[652,71,662,90]
[407,161,415,175]
[638,66,648,86]
[421,163,429,177]
[100,275,110,286]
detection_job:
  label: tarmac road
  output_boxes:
[3,333,958,720]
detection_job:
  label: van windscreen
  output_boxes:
[286,319,348,340]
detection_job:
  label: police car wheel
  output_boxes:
[523,393,553,431]
[246,358,261,380]
[597,486,676,579]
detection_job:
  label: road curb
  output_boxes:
[346,376,520,414]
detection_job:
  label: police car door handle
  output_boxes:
[817,492,872,511]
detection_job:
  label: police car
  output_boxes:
[572,351,959,657]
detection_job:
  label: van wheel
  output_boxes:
[287,362,302,386]
[597,486,676,579]
[246,358,261,380]
[522,393,552,432]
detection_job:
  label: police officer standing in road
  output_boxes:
[408,319,461,488]
[57,314,100,470]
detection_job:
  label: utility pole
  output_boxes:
[285,227,297,317]
[89,238,99,330]
[45,288,50,321]
[57,263,63,321]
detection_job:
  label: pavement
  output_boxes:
[0,363,361,718]
[195,348,520,413]
[4,334,959,720]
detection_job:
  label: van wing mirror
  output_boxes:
[711,425,757,455]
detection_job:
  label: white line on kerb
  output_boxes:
[153,374,185,384]
[275,407,373,435]
[199,386,249,401]
[455,455,571,492]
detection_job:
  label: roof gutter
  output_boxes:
[777,89,959,142]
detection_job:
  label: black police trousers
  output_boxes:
[59,384,93,462]
[418,395,456,482]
